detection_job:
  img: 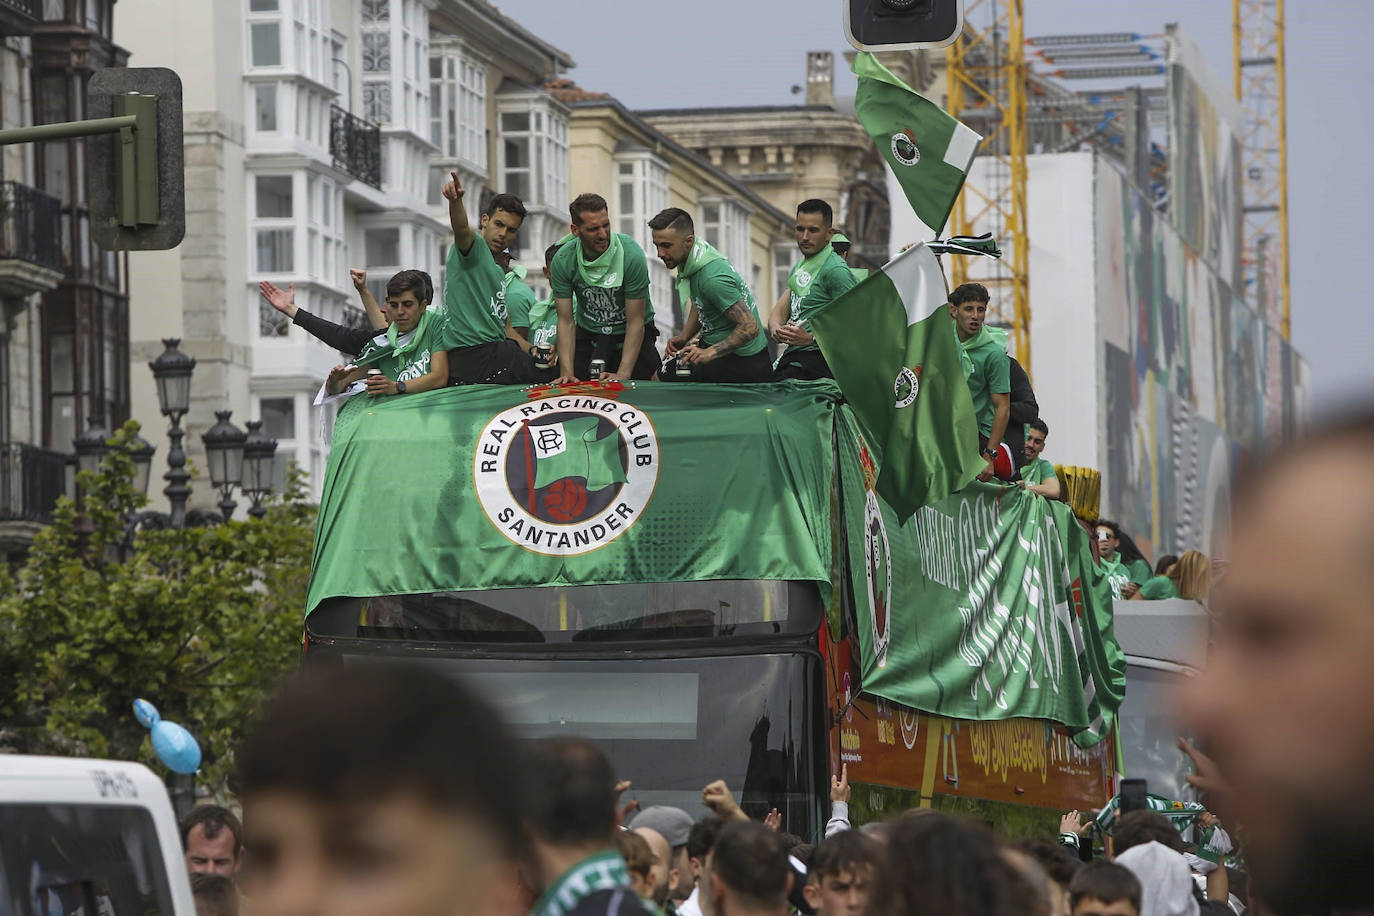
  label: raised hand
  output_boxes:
[349,268,367,291]
[831,763,850,804]
[259,280,297,318]
[763,809,782,831]
[441,170,465,202]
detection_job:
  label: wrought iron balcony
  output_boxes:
[330,104,382,189]
[0,442,68,524]
[0,0,39,36]
[0,180,63,272]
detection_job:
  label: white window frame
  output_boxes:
[429,39,488,175]
[699,196,752,276]
[497,92,569,210]
[252,172,298,279]
[246,0,284,70]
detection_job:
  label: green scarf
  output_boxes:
[787,248,832,302]
[502,264,528,288]
[574,233,625,290]
[386,308,433,363]
[675,237,725,309]
[957,323,1007,378]
[530,850,632,916]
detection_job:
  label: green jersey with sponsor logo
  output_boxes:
[443,239,508,348]
[526,298,558,349]
[685,258,766,357]
[549,233,655,335]
[1020,457,1056,485]
[786,248,858,353]
[355,309,452,384]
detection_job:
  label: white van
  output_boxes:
[0,755,196,915]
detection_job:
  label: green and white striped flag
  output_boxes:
[927,233,1003,259]
[853,52,983,237]
[810,242,983,520]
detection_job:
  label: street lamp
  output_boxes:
[241,420,279,520]
[73,415,112,476]
[201,410,247,520]
[128,432,156,499]
[148,339,197,528]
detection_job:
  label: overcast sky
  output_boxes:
[494,0,1372,411]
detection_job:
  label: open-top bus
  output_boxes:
[303,380,1152,839]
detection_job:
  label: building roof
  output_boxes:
[545,77,611,104]
[635,105,843,119]
[437,0,575,71]
[548,84,794,229]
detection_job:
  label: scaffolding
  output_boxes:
[945,0,1031,370]
[1233,0,1291,338]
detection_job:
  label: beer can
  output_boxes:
[366,368,381,377]
[675,359,693,378]
[590,358,605,378]
[534,345,552,370]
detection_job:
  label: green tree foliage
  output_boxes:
[0,421,313,791]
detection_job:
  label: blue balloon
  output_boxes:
[132,698,161,729]
[150,720,202,774]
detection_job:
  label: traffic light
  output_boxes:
[844,0,963,52]
[87,67,185,251]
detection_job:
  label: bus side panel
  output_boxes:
[822,624,1115,829]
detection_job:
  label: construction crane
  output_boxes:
[945,0,1031,370]
[1233,0,1291,338]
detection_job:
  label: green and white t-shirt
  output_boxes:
[1099,554,1132,600]
[1126,557,1153,586]
[786,247,858,352]
[549,233,655,335]
[964,337,1011,437]
[685,258,767,357]
[526,298,558,349]
[1020,457,1056,485]
[502,271,538,331]
[354,309,452,384]
[443,239,508,348]
[1137,575,1180,600]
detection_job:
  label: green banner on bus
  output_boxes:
[307,382,839,610]
[834,409,1127,747]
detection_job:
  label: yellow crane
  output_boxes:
[945,0,1031,370]
[1233,0,1291,338]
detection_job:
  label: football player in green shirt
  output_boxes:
[949,283,1012,481]
[324,270,451,398]
[507,242,564,383]
[439,171,540,385]
[769,198,858,381]
[649,207,772,384]
[1094,519,1149,599]
[549,192,660,383]
[1018,418,1062,500]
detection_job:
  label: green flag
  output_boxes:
[530,416,628,491]
[810,242,983,521]
[853,51,982,236]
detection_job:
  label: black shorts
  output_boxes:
[662,349,774,384]
[448,338,541,386]
[573,324,661,380]
[773,348,832,381]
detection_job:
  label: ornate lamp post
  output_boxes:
[72,415,111,476]
[201,411,247,520]
[128,432,157,499]
[241,420,279,519]
[147,339,196,528]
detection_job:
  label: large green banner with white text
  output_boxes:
[306,382,838,611]
[835,409,1127,746]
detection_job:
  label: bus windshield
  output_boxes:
[307,580,823,644]
[327,651,826,839]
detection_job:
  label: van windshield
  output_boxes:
[0,804,175,916]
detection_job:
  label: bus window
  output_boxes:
[0,804,176,916]
[308,580,823,644]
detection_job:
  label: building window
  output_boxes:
[498,96,568,210]
[249,22,281,67]
[429,43,487,173]
[364,227,401,306]
[257,396,298,494]
[700,197,752,276]
[253,174,295,279]
[612,151,668,254]
[359,0,427,132]
[254,83,278,131]
[773,242,794,302]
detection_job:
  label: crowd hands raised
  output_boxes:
[177,663,1297,916]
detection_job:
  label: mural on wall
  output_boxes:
[1095,157,1307,562]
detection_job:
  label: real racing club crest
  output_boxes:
[474,395,659,556]
[863,489,893,668]
[890,128,921,167]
